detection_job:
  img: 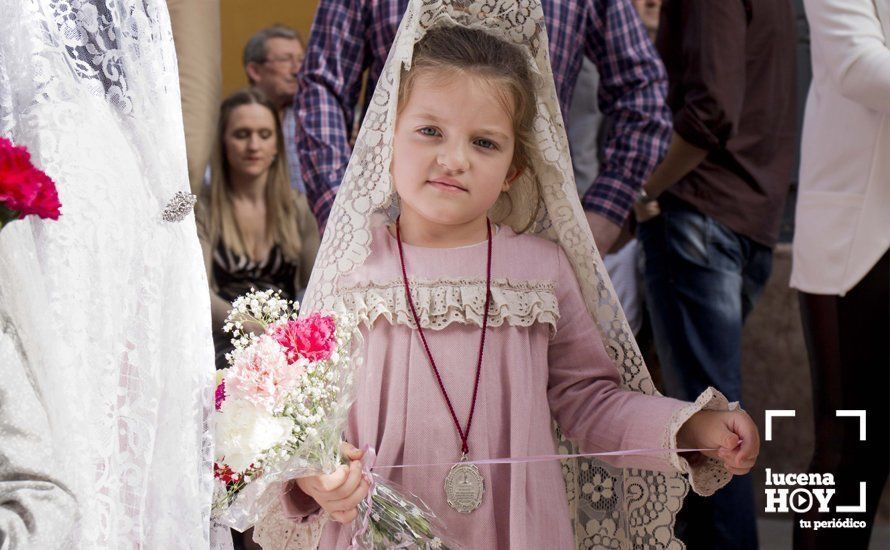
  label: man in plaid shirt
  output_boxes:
[296,0,670,252]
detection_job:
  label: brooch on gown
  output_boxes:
[161,191,197,222]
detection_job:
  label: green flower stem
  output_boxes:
[0,205,19,230]
[353,480,451,549]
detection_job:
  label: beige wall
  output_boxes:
[220,0,319,95]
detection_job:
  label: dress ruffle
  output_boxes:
[337,278,560,333]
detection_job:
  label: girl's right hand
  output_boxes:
[295,444,370,524]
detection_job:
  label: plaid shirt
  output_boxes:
[296,0,671,228]
[281,106,307,194]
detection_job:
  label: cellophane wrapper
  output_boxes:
[352,472,457,549]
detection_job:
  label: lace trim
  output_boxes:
[252,499,326,550]
[665,387,736,496]
[336,278,560,333]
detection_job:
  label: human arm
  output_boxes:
[209,295,231,330]
[294,192,321,291]
[295,0,370,229]
[633,0,748,222]
[547,248,755,493]
[633,131,707,221]
[676,409,759,476]
[803,0,890,112]
[584,211,622,255]
[667,0,748,152]
[208,286,231,330]
[194,198,232,328]
[582,0,672,246]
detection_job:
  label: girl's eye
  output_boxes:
[418,127,440,137]
[474,138,498,150]
[259,130,273,139]
[233,130,249,139]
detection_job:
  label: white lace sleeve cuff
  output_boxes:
[667,387,739,496]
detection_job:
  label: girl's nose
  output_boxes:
[436,143,469,174]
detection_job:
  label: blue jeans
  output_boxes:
[638,200,771,550]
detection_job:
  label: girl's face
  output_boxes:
[392,70,518,236]
[224,103,278,181]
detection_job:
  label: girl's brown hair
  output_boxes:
[208,88,302,260]
[398,25,541,232]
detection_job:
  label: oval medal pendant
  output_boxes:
[444,454,484,513]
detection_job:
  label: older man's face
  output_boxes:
[249,37,304,110]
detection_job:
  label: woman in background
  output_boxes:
[197,88,319,370]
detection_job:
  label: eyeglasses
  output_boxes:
[262,55,304,67]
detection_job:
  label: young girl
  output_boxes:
[273,3,759,548]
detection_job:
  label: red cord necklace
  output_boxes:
[395,217,492,514]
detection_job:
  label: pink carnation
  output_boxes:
[225,335,305,412]
[267,314,337,363]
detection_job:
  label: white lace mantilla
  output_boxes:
[337,278,559,332]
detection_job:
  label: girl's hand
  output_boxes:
[677,410,760,475]
[295,443,370,524]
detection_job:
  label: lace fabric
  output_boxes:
[338,277,559,332]
[253,499,326,550]
[288,0,732,547]
[667,387,737,497]
[0,1,214,547]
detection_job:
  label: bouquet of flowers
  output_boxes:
[0,137,62,231]
[212,289,452,549]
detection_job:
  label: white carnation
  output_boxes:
[215,400,295,472]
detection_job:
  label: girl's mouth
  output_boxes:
[427,178,468,193]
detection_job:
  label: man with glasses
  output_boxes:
[243,25,307,193]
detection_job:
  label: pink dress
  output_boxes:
[284,225,696,549]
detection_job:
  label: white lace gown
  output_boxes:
[0,1,215,548]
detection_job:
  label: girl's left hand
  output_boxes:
[677,409,760,475]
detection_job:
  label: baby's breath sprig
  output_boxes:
[223,289,293,350]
